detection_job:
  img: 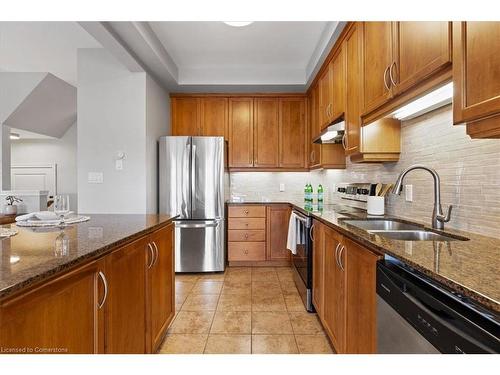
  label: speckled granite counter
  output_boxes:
[227,201,500,313]
[0,214,176,300]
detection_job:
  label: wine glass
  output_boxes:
[54,195,70,226]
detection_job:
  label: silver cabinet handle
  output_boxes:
[310,150,315,163]
[152,241,159,267]
[389,62,397,87]
[383,65,390,90]
[309,224,315,242]
[147,243,155,269]
[97,271,108,309]
[338,245,345,271]
[341,133,347,150]
[335,243,341,269]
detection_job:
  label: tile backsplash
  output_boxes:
[230,105,500,238]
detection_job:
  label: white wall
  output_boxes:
[145,75,170,213]
[10,123,78,210]
[77,48,147,214]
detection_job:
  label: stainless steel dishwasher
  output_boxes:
[377,256,500,354]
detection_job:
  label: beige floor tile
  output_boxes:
[175,293,189,307]
[280,281,300,297]
[159,334,208,354]
[252,335,298,354]
[168,311,215,334]
[225,272,252,283]
[191,280,223,295]
[175,281,195,295]
[204,334,251,354]
[175,273,201,282]
[252,293,287,312]
[210,311,252,334]
[217,293,252,311]
[252,312,293,334]
[295,335,334,354]
[252,267,279,282]
[276,267,295,283]
[221,280,252,295]
[198,272,226,281]
[284,294,307,312]
[252,280,281,290]
[289,312,324,335]
[182,294,219,311]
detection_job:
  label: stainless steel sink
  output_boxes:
[342,219,423,231]
[368,230,462,241]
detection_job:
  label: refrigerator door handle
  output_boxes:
[176,221,219,229]
[191,144,196,208]
[182,143,191,217]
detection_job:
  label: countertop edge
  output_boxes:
[0,216,177,302]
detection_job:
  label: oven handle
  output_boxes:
[292,210,308,224]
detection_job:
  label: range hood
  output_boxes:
[313,113,345,144]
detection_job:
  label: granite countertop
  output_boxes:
[0,214,176,300]
[227,200,500,313]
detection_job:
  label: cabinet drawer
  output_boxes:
[228,242,266,261]
[228,205,266,218]
[228,218,266,230]
[228,230,266,242]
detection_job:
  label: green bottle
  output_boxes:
[304,184,309,205]
[318,184,324,203]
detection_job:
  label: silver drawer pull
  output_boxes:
[97,271,108,309]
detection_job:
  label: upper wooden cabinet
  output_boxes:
[453,22,500,138]
[361,21,451,118]
[254,98,280,167]
[228,97,254,168]
[171,97,201,136]
[331,46,346,120]
[279,98,306,168]
[200,97,228,138]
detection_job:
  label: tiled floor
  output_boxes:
[159,266,333,354]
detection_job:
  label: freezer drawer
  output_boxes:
[174,219,225,272]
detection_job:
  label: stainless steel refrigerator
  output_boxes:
[159,136,225,272]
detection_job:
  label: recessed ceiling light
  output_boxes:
[10,133,20,140]
[223,22,254,27]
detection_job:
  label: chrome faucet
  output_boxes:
[391,164,452,230]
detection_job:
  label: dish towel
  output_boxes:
[286,212,299,254]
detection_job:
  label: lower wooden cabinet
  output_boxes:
[0,260,105,354]
[228,204,291,265]
[0,223,175,354]
[313,219,380,353]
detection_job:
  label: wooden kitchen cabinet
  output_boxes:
[279,98,307,168]
[147,223,175,353]
[254,98,280,167]
[0,260,105,354]
[200,97,228,138]
[453,22,500,138]
[311,220,324,315]
[266,205,291,261]
[229,97,254,168]
[318,64,333,129]
[171,97,201,136]
[331,47,346,120]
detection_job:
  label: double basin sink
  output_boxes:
[342,219,468,242]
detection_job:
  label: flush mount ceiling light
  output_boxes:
[223,21,254,27]
[10,133,20,140]
[392,82,453,121]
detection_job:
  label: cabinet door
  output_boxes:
[148,224,175,352]
[171,97,201,136]
[331,47,345,119]
[311,221,324,315]
[322,226,346,353]
[393,22,451,95]
[345,23,362,155]
[266,205,291,261]
[344,238,379,354]
[308,87,322,168]
[362,22,393,115]
[105,238,149,353]
[254,98,280,167]
[453,22,500,124]
[229,98,254,168]
[201,97,228,138]
[318,67,332,128]
[0,260,105,354]
[279,98,306,169]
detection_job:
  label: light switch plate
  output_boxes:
[88,172,103,184]
[115,159,123,170]
[405,184,413,202]
[279,183,285,192]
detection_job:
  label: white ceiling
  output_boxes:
[0,22,101,86]
[149,21,331,85]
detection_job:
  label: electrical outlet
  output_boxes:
[115,159,123,170]
[88,172,103,184]
[405,184,413,202]
[279,183,285,192]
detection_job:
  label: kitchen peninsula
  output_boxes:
[0,214,176,354]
